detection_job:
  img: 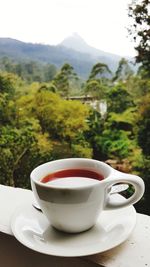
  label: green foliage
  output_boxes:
[97,128,133,159]
[88,62,111,80]
[43,64,57,82]
[0,120,53,188]
[14,132,53,189]
[0,57,57,83]
[84,110,106,160]
[136,92,150,156]
[84,62,112,101]
[54,63,78,97]
[0,72,16,96]
[125,74,150,100]
[110,108,136,125]
[128,0,150,76]
[84,80,108,99]
[1,85,90,188]
[0,72,23,124]
[0,125,35,186]
[84,108,136,161]
[107,83,134,113]
[134,155,150,215]
[71,143,92,158]
[32,91,90,141]
[113,58,134,82]
[38,82,57,93]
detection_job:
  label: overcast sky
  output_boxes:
[0,0,135,56]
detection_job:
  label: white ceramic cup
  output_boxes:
[30,158,145,233]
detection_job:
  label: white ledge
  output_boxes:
[0,185,150,267]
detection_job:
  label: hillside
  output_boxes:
[0,36,129,78]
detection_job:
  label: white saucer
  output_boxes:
[11,194,136,257]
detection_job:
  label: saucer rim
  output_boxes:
[11,195,137,257]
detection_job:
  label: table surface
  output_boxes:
[0,185,150,267]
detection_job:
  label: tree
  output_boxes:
[17,89,92,159]
[0,72,16,96]
[84,80,106,99]
[107,83,134,113]
[43,64,57,82]
[33,90,90,142]
[137,92,150,156]
[84,108,135,161]
[134,92,150,214]
[0,123,54,188]
[84,109,105,160]
[0,72,54,188]
[0,93,16,125]
[54,63,78,97]
[38,82,57,93]
[125,74,150,99]
[85,62,111,100]
[0,73,22,124]
[0,57,15,73]
[128,0,150,76]
[0,125,35,186]
[113,58,134,82]
[88,62,111,80]
[0,57,57,83]
[97,128,134,160]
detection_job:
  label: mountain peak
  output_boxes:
[70,32,86,42]
[60,33,121,61]
[61,33,89,52]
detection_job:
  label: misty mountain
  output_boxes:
[61,33,122,59]
[0,36,132,78]
[61,33,126,76]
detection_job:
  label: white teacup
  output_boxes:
[30,158,145,233]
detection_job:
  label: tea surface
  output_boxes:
[41,168,104,184]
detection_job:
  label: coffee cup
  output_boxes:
[30,158,144,233]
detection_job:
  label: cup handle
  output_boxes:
[104,170,145,210]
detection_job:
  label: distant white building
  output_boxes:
[67,95,107,118]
